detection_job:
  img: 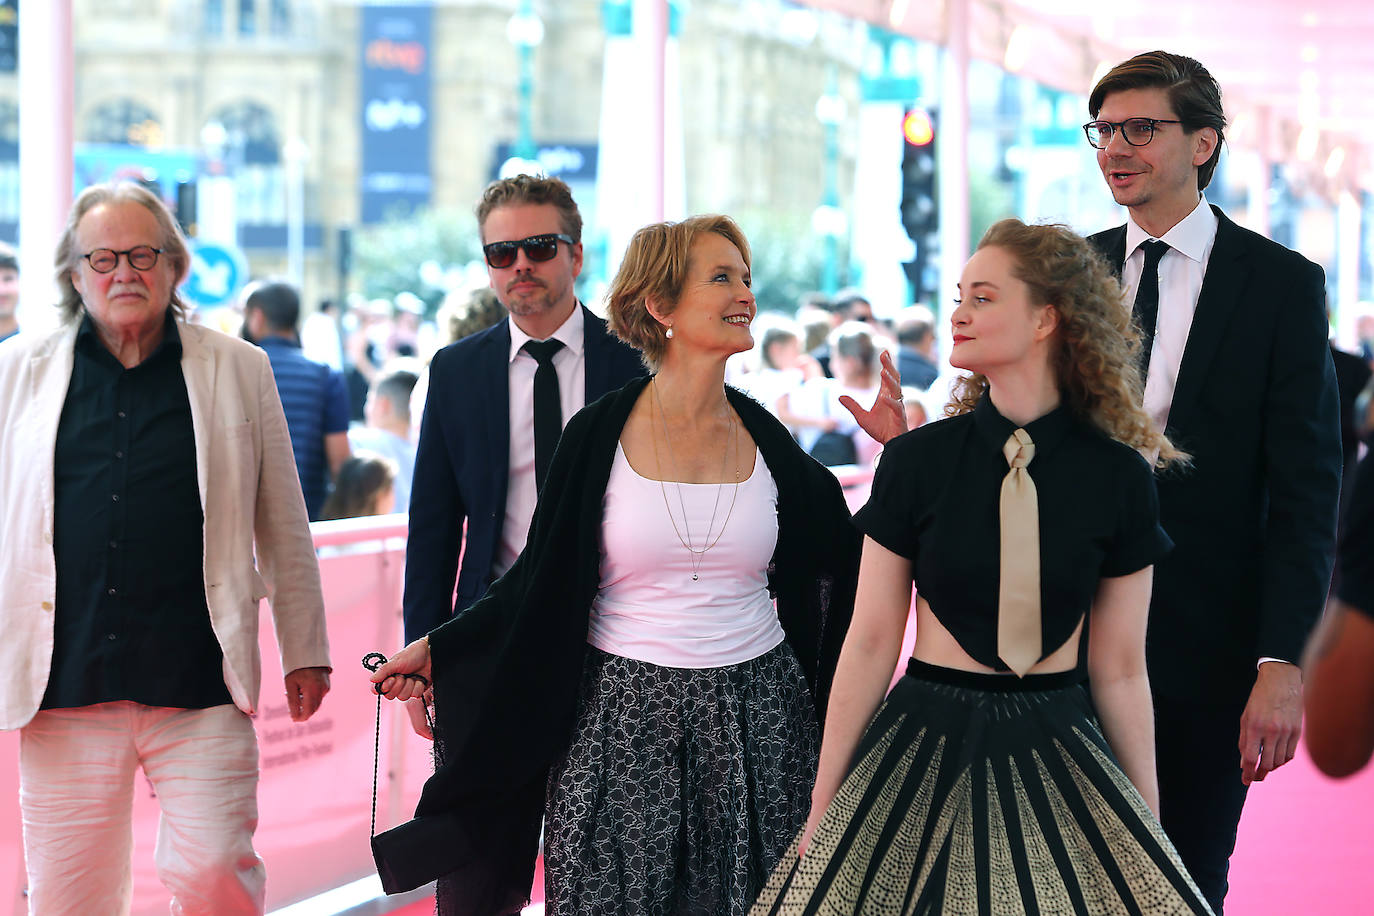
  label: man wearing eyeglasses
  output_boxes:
[401,175,644,739]
[0,182,330,912]
[1085,51,1340,912]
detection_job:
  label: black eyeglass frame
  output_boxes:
[1082,118,1182,149]
[81,246,164,273]
[481,233,576,269]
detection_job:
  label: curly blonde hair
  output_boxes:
[605,215,751,372]
[947,219,1184,466]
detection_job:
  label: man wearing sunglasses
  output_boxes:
[1086,51,1340,912]
[402,175,644,738]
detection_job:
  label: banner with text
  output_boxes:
[360,3,433,224]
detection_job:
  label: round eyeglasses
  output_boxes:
[82,246,163,273]
[1082,118,1182,149]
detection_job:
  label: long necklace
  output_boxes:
[649,379,742,581]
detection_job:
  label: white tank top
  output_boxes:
[589,443,784,667]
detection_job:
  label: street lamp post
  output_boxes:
[503,0,544,178]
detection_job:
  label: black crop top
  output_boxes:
[854,396,1172,672]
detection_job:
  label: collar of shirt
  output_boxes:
[1124,193,1218,267]
[256,334,302,353]
[75,309,183,368]
[971,395,1074,463]
[507,301,585,364]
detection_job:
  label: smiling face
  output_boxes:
[662,232,756,360]
[949,245,1057,376]
[70,200,176,346]
[1095,87,1217,237]
[481,202,583,334]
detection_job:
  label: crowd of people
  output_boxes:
[2,47,1374,916]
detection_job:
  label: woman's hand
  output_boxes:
[840,350,907,445]
[369,637,433,701]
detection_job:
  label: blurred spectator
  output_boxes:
[349,360,420,511]
[343,298,390,420]
[733,319,817,425]
[320,453,398,520]
[1332,339,1372,507]
[0,241,18,342]
[436,285,507,347]
[900,385,929,430]
[300,297,344,371]
[243,280,352,520]
[798,312,833,380]
[390,292,424,358]
[800,291,846,377]
[834,288,874,324]
[1357,310,1374,365]
[895,305,939,391]
[779,322,885,467]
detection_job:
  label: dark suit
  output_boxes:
[1091,206,1341,911]
[403,306,645,642]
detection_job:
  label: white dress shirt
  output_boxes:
[1121,195,1218,428]
[496,305,587,576]
[1123,199,1286,669]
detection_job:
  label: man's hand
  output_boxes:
[405,696,434,740]
[1238,661,1303,785]
[839,350,906,446]
[284,666,332,722]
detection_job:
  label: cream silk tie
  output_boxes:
[998,428,1041,677]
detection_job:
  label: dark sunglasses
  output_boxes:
[482,233,574,269]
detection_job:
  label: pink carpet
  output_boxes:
[386,744,1374,915]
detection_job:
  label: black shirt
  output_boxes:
[43,313,232,710]
[855,396,1172,672]
[1337,452,1374,617]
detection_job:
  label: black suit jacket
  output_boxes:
[1090,206,1341,706]
[403,306,645,642]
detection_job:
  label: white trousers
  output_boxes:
[19,702,264,916]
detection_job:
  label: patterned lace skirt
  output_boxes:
[751,659,1214,916]
[545,641,820,916]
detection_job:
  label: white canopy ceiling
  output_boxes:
[806,0,1374,194]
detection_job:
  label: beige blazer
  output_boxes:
[0,318,331,730]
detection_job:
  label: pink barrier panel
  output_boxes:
[0,516,429,915]
[0,732,23,916]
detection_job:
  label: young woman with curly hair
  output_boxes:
[753,219,1212,915]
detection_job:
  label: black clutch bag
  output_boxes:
[363,651,450,894]
[371,811,466,894]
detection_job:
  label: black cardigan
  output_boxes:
[400,377,860,914]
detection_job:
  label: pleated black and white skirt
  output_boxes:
[545,641,820,916]
[752,659,1214,916]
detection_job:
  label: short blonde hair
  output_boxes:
[605,215,751,371]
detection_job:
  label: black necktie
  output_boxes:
[1134,240,1170,381]
[523,339,564,493]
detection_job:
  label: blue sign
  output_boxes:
[360,4,433,224]
[491,143,599,183]
[181,241,247,310]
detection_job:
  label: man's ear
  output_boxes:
[1192,127,1219,169]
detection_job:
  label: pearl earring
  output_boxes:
[665,326,674,339]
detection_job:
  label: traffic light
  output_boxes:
[175,179,198,237]
[900,107,938,302]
